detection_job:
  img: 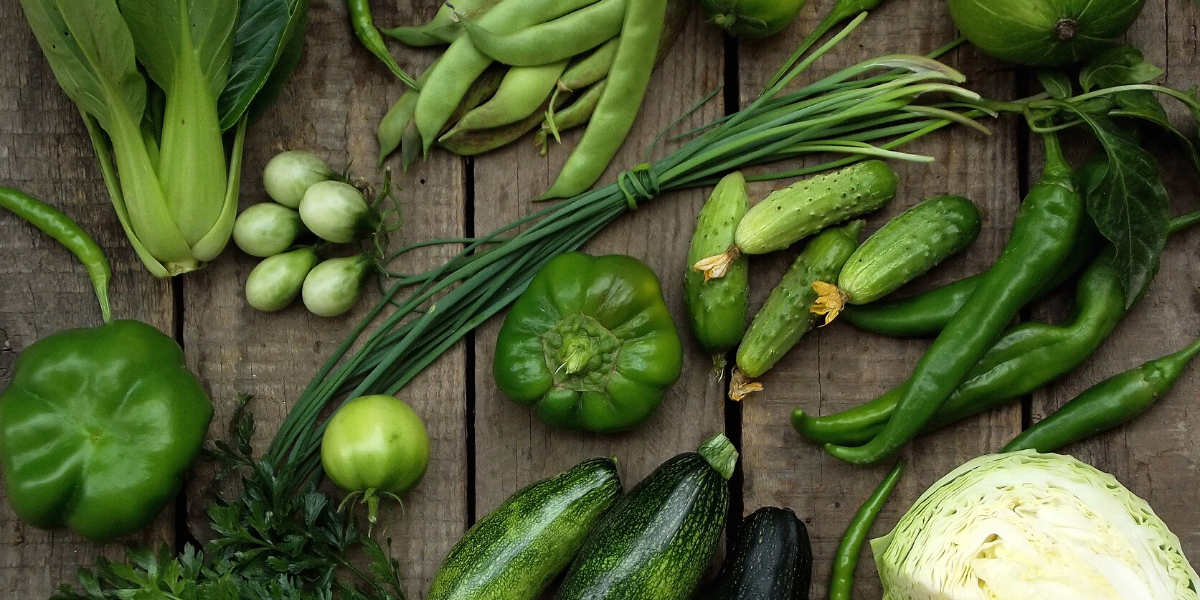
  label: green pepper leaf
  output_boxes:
[1109,91,1200,174]
[1080,45,1164,92]
[1059,107,1169,306]
[1037,70,1073,99]
[217,0,308,130]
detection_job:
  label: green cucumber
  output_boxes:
[694,161,894,280]
[732,221,863,399]
[825,195,980,315]
[707,507,813,600]
[685,172,750,370]
[555,434,738,600]
[429,457,621,600]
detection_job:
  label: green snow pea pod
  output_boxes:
[443,60,569,136]
[541,0,669,199]
[684,172,750,371]
[493,253,683,433]
[462,0,627,67]
[440,89,573,156]
[414,0,601,153]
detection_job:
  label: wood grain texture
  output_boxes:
[736,1,1023,596]
[1029,0,1200,560]
[0,1,175,596]
[179,0,467,595]
[468,0,728,566]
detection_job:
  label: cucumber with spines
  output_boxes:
[693,161,895,280]
[731,221,863,400]
[685,172,750,371]
[813,195,981,322]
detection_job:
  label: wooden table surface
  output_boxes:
[1,0,1197,597]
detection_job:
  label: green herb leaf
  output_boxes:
[1060,107,1170,305]
[1037,70,1073,99]
[218,0,308,130]
[1080,45,1164,92]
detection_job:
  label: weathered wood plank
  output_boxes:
[180,0,467,596]
[736,1,1023,595]
[0,2,176,595]
[468,0,727,578]
[1029,0,1200,560]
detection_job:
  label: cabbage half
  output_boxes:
[872,451,1199,599]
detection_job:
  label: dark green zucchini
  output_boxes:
[706,507,813,600]
[555,434,739,600]
[429,457,621,600]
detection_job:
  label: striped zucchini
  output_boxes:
[555,434,738,600]
[429,457,621,600]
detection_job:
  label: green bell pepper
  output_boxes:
[0,320,212,541]
[493,252,683,433]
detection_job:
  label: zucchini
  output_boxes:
[731,221,863,400]
[555,434,738,600]
[693,161,895,280]
[813,195,981,322]
[429,457,621,600]
[685,172,750,370]
[706,507,813,600]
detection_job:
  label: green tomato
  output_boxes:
[700,0,806,39]
[321,395,430,523]
[948,0,1146,67]
[244,247,318,312]
[233,203,304,257]
[263,150,333,208]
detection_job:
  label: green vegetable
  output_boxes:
[537,79,608,154]
[346,0,419,89]
[0,187,111,323]
[685,172,750,370]
[694,161,895,280]
[413,0,601,154]
[813,195,980,322]
[299,181,379,244]
[219,0,309,129]
[245,247,319,312]
[262,150,334,208]
[706,507,812,600]
[0,320,212,541]
[764,0,886,89]
[444,61,569,136]
[872,451,1200,599]
[829,462,902,600]
[701,0,806,39]
[947,0,1146,67]
[541,0,669,199]
[557,434,737,600]
[825,134,1083,464]
[1005,334,1200,453]
[493,252,683,433]
[381,0,500,46]
[320,394,429,525]
[558,38,620,91]
[731,221,863,400]
[233,203,305,257]
[303,255,372,318]
[20,0,304,277]
[461,0,626,67]
[429,457,620,600]
[439,92,568,156]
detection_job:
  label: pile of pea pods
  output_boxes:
[376,0,674,199]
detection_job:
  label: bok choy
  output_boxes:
[18,0,307,276]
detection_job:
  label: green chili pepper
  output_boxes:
[541,0,668,199]
[1004,334,1200,453]
[829,461,903,600]
[346,0,419,90]
[0,187,111,323]
[795,210,1200,446]
[826,134,1083,464]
